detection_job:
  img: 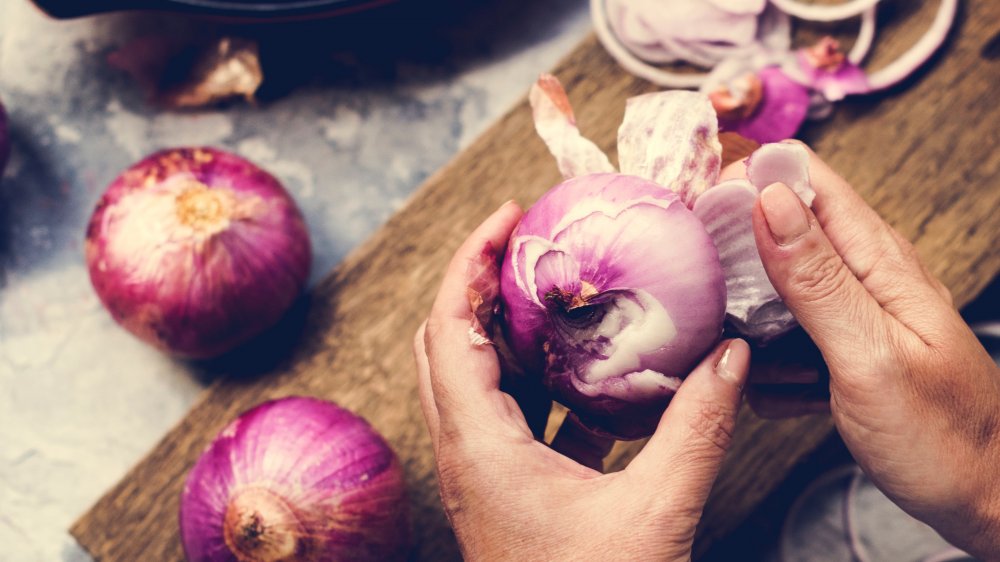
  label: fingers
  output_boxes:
[627,339,750,508]
[424,201,524,433]
[752,182,890,371]
[724,142,948,331]
[413,321,440,451]
[550,413,615,472]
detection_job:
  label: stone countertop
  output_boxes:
[0,1,589,559]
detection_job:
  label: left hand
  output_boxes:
[413,201,751,561]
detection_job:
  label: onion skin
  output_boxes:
[180,397,411,562]
[500,173,726,439]
[0,98,9,177]
[85,147,311,358]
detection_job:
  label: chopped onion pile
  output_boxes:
[496,76,814,439]
[180,397,410,561]
[85,147,311,358]
[592,0,958,143]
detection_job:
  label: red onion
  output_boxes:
[180,397,410,562]
[0,98,9,177]
[500,174,726,439]
[85,147,311,358]
[499,76,815,439]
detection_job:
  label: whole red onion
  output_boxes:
[500,174,726,439]
[180,397,410,562]
[85,147,311,358]
[0,98,9,177]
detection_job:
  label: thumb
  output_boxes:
[627,339,750,510]
[753,182,884,371]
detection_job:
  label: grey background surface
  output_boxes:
[0,1,589,558]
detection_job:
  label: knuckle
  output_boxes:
[686,400,737,454]
[788,248,852,305]
[936,281,954,306]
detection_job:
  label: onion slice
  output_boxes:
[768,0,882,22]
[590,0,709,89]
[865,0,958,91]
[746,142,815,205]
[848,7,878,64]
[529,75,615,179]
[617,90,722,207]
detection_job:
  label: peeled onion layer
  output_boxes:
[617,90,723,207]
[746,141,814,205]
[529,75,615,179]
[180,397,410,562]
[695,142,814,342]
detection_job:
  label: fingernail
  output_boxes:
[715,341,740,386]
[761,182,810,246]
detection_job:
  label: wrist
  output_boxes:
[962,480,1000,559]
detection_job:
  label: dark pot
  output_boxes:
[30,0,395,21]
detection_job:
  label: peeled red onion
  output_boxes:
[499,76,815,439]
[500,174,726,439]
[180,396,410,562]
[0,98,9,176]
[85,147,311,358]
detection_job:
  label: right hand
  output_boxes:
[729,142,1000,558]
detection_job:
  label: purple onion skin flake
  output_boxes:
[85,147,311,358]
[180,397,411,562]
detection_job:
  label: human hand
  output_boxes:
[414,201,751,561]
[735,141,1000,558]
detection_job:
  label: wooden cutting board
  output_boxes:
[72,1,1000,559]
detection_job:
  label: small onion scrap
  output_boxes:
[180,397,411,562]
[498,76,815,439]
[85,147,311,358]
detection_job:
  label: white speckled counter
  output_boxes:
[0,2,589,559]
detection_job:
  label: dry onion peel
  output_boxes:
[617,90,723,207]
[529,75,615,178]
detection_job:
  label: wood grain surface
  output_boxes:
[72,1,1000,559]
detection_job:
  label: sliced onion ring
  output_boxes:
[865,0,958,91]
[848,7,877,64]
[769,0,882,22]
[590,0,708,89]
